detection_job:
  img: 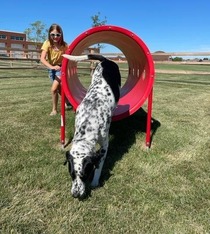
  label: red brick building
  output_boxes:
[0,30,41,59]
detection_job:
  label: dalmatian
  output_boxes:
[63,54,121,198]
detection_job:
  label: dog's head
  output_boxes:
[64,151,102,198]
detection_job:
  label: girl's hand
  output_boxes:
[53,65,61,71]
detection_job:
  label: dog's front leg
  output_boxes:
[91,152,107,187]
[91,137,109,187]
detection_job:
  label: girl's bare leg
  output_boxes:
[50,79,60,115]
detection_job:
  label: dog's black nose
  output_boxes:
[72,193,79,198]
[72,190,80,198]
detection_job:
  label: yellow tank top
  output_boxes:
[41,40,68,65]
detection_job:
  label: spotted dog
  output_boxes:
[63,54,121,198]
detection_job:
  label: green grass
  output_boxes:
[155,62,210,72]
[0,65,210,234]
[156,73,210,85]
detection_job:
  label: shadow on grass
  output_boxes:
[100,107,161,185]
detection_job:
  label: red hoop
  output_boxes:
[61,25,155,147]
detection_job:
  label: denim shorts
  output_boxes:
[48,69,61,83]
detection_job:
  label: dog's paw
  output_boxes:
[91,180,99,188]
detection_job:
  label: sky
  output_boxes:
[1,0,210,55]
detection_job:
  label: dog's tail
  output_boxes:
[62,54,106,62]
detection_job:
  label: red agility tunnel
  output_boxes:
[61,25,155,147]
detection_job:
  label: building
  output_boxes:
[83,47,100,54]
[0,30,41,59]
[152,51,172,61]
[0,30,100,60]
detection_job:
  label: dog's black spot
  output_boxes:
[80,130,85,135]
[87,127,93,132]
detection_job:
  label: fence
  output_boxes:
[0,50,210,69]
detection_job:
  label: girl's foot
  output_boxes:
[50,110,58,116]
[65,103,73,110]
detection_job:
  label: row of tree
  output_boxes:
[24,12,107,46]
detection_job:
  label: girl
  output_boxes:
[40,23,69,116]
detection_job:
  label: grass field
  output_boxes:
[0,64,210,234]
[155,62,210,72]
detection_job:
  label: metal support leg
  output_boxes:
[60,85,65,149]
[146,87,153,148]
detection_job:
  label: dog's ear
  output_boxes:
[64,151,76,180]
[63,151,69,165]
[81,157,95,182]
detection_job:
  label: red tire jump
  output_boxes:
[61,25,155,148]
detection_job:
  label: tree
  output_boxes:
[90,12,107,51]
[172,57,183,62]
[91,12,107,27]
[24,21,47,45]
